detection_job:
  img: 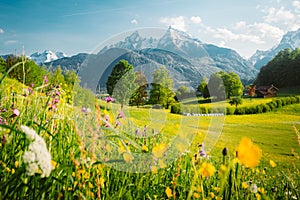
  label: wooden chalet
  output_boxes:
[256,85,279,98]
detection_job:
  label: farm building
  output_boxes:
[256,85,279,98]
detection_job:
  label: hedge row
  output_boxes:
[230,96,300,115]
[170,96,300,115]
[170,104,226,115]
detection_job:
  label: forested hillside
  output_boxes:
[254,48,300,88]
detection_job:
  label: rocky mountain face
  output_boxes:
[79,27,257,92]
[249,28,300,69]
[38,27,258,92]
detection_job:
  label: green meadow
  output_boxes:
[0,74,299,199]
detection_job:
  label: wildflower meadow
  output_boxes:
[0,59,299,199]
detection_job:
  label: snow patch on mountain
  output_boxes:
[30,50,67,65]
[249,28,300,69]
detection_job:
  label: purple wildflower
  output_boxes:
[10,109,20,118]
[53,98,59,104]
[198,143,207,158]
[2,135,6,145]
[81,107,86,113]
[135,128,141,135]
[55,91,61,96]
[29,83,34,88]
[115,120,121,127]
[105,96,114,103]
[117,110,124,119]
[43,76,48,83]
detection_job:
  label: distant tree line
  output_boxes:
[106,60,245,109]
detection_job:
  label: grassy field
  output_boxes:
[0,77,299,199]
[127,103,300,164]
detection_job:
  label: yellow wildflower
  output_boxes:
[123,152,133,163]
[213,187,220,192]
[236,137,262,168]
[151,166,158,174]
[242,182,248,189]
[258,187,266,194]
[270,160,276,167]
[142,145,148,152]
[199,162,215,177]
[11,168,15,174]
[88,182,94,189]
[98,177,105,187]
[159,159,167,168]
[219,164,227,175]
[195,187,202,193]
[256,193,261,200]
[14,161,19,168]
[152,143,167,158]
[193,193,200,199]
[84,171,90,179]
[118,141,127,154]
[165,187,173,198]
[51,160,57,168]
[72,172,75,177]
[209,192,215,199]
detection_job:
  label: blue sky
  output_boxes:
[1,0,300,58]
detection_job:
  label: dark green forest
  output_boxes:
[254,48,300,88]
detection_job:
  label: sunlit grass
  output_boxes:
[0,74,299,199]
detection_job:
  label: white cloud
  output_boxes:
[293,1,300,10]
[0,28,4,34]
[190,16,202,24]
[5,40,17,45]
[160,16,186,31]
[263,7,295,23]
[206,26,265,44]
[130,19,138,25]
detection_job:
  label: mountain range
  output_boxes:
[249,28,300,69]
[44,27,259,92]
[29,50,67,65]
[3,27,299,92]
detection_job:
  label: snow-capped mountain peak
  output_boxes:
[30,50,67,65]
[249,27,300,69]
[158,26,201,49]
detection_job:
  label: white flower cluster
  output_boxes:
[21,125,52,178]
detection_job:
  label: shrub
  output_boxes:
[245,106,257,114]
[295,96,300,103]
[262,104,271,113]
[170,104,182,114]
[207,107,212,114]
[275,99,282,108]
[285,97,291,105]
[234,107,245,115]
[226,107,235,115]
[290,96,297,104]
[256,104,263,114]
[266,102,276,110]
[199,107,208,114]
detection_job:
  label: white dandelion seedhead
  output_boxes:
[21,125,53,178]
[249,183,258,193]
